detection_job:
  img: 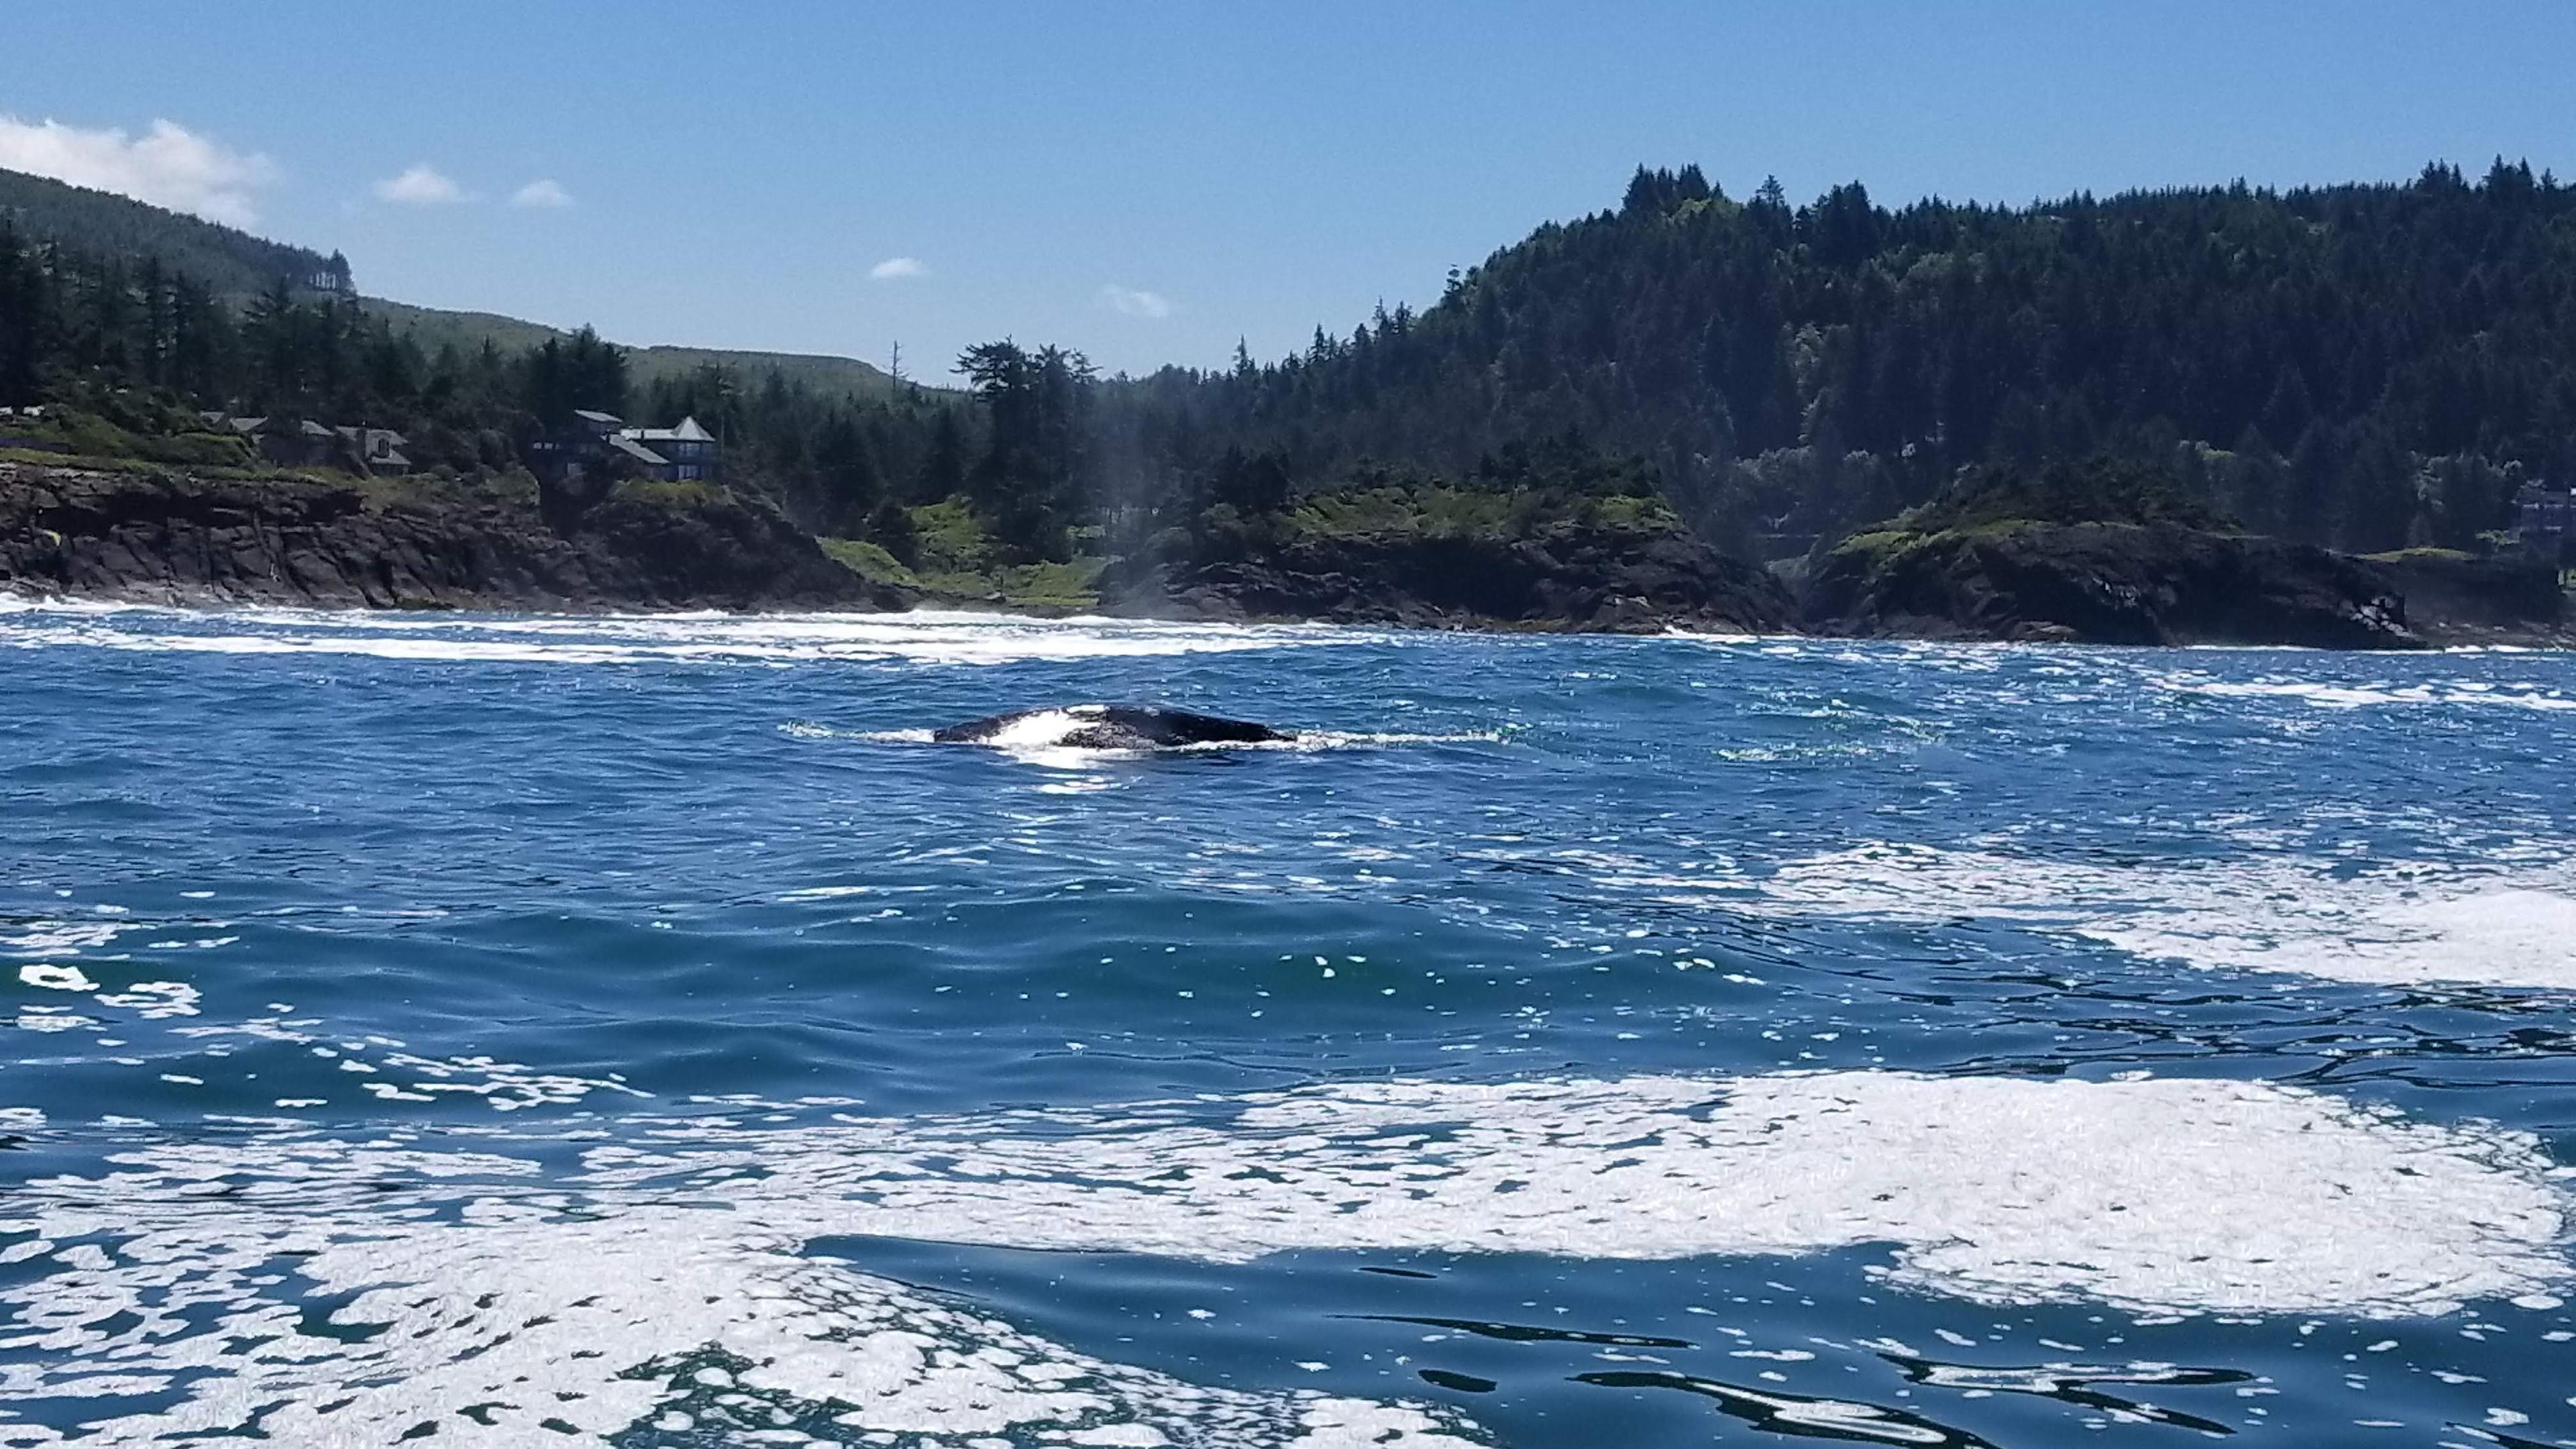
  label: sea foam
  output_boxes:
[1742,843,2576,991]
[2,1068,2561,1443]
[0,604,1381,669]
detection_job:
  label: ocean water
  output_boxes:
[4,602,2576,1448]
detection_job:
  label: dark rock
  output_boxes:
[0,462,912,614]
[1106,526,1794,635]
[1803,521,2423,649]
[2361,549,2570,645]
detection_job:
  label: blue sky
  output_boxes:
[7,2,2571,379]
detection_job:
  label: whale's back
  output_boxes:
[932,706,1288,747]
[933,705,1292,750]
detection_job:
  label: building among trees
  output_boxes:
[529,410,721,485]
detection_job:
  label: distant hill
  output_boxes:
[0,167,346,297]
[357,297,913,398]
[0,166,915,400]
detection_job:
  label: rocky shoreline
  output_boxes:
[0,462,906,614]
[1799,521,2565,650]
[1803,520,2418,649]
[1100,526,1795,635]
[6,461,2567,647]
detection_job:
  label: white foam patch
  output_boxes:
[0,604,1383,668]
[0,1195,1476,1448]
[1741,844,2576,991]
[584,1071,2562,1318]
[0,1071,2557,1442]
[2148,670,2576,712]
[0,922,130,957]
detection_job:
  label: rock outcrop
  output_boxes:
[1804,520,2421,649]
[2360,549,2569,645]
[1108,527,1794,635]
[0,463,906,612]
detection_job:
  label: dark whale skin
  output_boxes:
[932,705,1293,749]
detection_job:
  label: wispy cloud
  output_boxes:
[869,256,928,281]
[0,115,278,227]
[1100,284,1172,319]
[510,178,572,209]
[374,164,466,205]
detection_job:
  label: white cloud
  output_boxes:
[0,115,278,227]
[374,164,465,205]
[509,178,571,209]
[1100,283,1173,319]
[868,256,927,281]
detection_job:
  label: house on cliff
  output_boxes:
[211,415,411,475]
[529,411,720,485]
[337,427,413,476]
[2517,484,2575,541]
[619,417,717,480]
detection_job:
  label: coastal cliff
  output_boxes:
[1804,520,2422,649]
[1102,482,1794,634]
[7,458,2567,648]
[1112,533,1793,634]
[2359,548,2571,646]
[0,462,902,612]
[1796,459,2483,649]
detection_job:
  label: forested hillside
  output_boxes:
[1103,160,2576,559]
[0,168,347,297]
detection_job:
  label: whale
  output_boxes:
[932,704,1293,751]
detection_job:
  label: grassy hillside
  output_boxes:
[358,297,928,398]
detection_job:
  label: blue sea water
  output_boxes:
[5,602,2576,1448]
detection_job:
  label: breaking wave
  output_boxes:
[0,604,1386,668]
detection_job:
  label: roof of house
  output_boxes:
[608,435,669,466]
[621,416,715,445]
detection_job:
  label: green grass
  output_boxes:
[1830,513,2171,566]
[1285,483,1688,545]
[1,407,259,470]
[910,556,1107,609]
[883,501,1106,608]
[1826,527,1916,560]
[988,556,1107,609]
[354,470,540,513]
[359,298,947,400]
[906,499,999,575]
[819,537,924,590]
[2359,546,2480,565]
[605,478,729,508]
[0,443,327,484]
